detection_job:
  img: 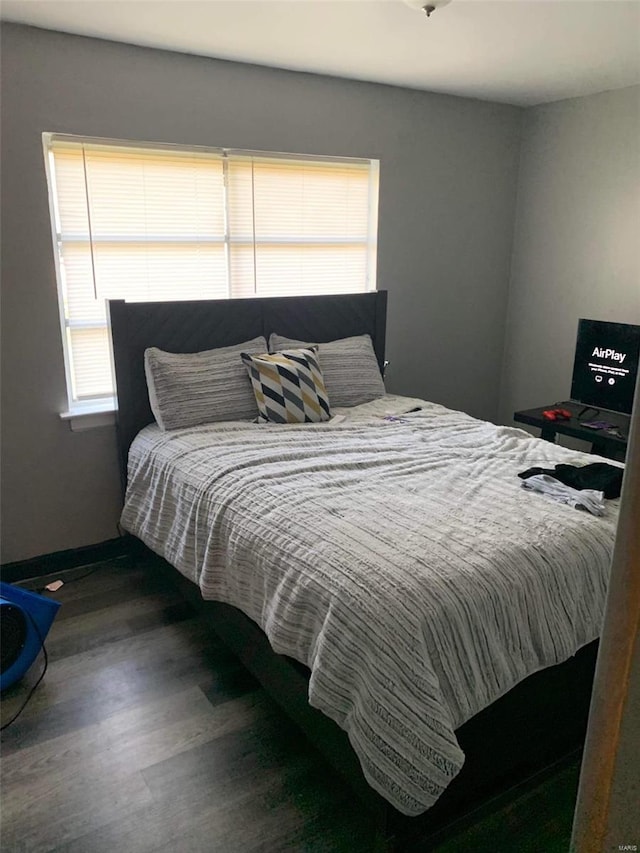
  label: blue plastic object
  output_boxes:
[0,581,61,691]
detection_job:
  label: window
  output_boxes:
[43,135,379,411]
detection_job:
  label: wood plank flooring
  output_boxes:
[1,557,579,852]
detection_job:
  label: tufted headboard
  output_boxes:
[108,290,388,490]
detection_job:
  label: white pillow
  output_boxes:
[268,333,385,408]
[144,337,267,430]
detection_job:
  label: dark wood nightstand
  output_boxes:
[513,402,629,460]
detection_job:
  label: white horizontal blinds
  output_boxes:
[46,137,378,405]
[50,141,227,401]
[226,156,373,297]
[225,156,257,299]
[82,146,228,303]
[68,328,114,400]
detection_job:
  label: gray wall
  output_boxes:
[1,23,523,563]
[499,86,640,429]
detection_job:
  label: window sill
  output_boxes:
[60,403,116,431]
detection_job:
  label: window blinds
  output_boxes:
[226,157,374,298]
[45,137,378,405]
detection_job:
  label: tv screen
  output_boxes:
[571,319,640,415]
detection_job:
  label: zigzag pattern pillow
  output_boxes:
[241,348,331,424]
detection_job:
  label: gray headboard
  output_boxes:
[108,290,388,490]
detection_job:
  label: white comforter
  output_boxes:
[121,396,620,816]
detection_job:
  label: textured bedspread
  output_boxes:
[121,396,620,815]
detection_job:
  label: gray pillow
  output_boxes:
[268,333,385,408]
[144,337,267,430]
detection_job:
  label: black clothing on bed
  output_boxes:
[517,463,623,500]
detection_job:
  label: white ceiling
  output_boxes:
[2,0,640,106]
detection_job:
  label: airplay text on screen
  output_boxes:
[588,345,630,386]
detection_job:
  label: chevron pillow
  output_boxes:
[241,348,331,424]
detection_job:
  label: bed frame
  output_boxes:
[109,292,597,851]
[109,292,387,488]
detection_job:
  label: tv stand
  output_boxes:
[513,402,628,461]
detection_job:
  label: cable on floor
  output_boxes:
[0,612,48,733]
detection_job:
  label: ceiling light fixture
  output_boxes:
[403,0,452,17]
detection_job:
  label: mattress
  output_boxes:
[120,395,621,816]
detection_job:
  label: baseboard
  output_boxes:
[0,536,136,583]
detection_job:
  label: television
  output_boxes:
[570,319,640,415]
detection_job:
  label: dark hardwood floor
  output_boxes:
[1,557,579,852]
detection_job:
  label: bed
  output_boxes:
[109,292,616,851]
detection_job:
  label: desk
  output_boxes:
[513,402,628,460]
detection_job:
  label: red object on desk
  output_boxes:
[542,408,572,421]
